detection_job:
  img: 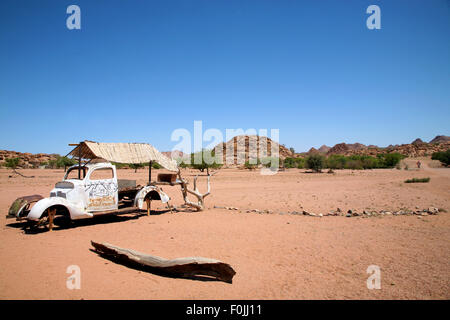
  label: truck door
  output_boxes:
[85,167,118,212]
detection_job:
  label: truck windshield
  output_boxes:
[65,167,88,180]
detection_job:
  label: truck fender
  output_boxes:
[134,186,170,209]
[27,197,88,221]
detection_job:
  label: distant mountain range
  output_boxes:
[304,135,450,158]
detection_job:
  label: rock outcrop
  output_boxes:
[0,150,59,168]
[214,135,294,166]
[324,136,450,157]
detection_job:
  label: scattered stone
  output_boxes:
[337,208,342,213]
[318,213,323,217]
[346,213,352,217]
[427,207,439,215]
[214,205,226,209]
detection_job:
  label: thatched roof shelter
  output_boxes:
[67,141,178,172]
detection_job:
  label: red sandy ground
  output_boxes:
[0,158,449,299]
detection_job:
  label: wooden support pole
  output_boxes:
[146,198,151,216]
[148,161,153,185]
[48,208,56,231]
[78,142,81,179]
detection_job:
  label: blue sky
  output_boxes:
[0,0,449,155]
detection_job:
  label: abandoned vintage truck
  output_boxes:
[6,141,182,230]
[7,141,211,230]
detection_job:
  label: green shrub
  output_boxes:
[326,155,347,169]
[306,154,325,172]
[190,150,222,173]
[261,157,279,168]
[151,162,162,169]
[378,153,404,168]
[431,150,450,166]
[283,157,305,169]
[244,160,258,170]
[347,159,364,170]
[5,157,20,169]
[296,158,306,169]
[404,177,430,183]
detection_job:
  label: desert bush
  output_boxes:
[378,153,404,168]
[325,155,347,169]
[244,160,259,170]
[151,162,162,169]
[5,157,20,169]
[323,153,404,170]
[306,154,325,172]
[404,177,430,183]
[190,150,222,173]
[283,157,305,169]
[431,150,450,166]
[261,157,279,168]
[111,162,128,169]
[48,156,77,169]
[346,159,364,170]
[296,157,306,169]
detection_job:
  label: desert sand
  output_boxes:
[0,157,449,299]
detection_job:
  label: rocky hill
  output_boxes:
[324,135,450,157]
[429,135,450,144]
[0,150,59,168]
[214,135,294,166]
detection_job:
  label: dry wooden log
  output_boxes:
[91,241,236,283]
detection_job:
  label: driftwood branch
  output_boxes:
[177,171,211,211]
[10,169,35,178]
[91,241,235,283]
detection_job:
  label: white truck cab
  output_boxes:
[8,161,170,223]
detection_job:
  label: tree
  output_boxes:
[190,150,222,174]
[5,157,20,169]
[431,150,450,166]
[129,163,144,173]
[289,147,295,154]
[306,154,325,172]
[378,153,404,168]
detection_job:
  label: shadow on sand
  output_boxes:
[5,208,184,234]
